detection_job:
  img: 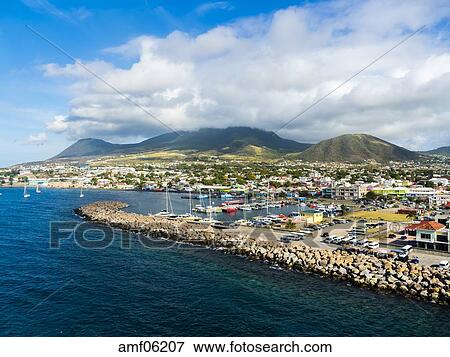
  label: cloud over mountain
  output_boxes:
[44,0,450,150]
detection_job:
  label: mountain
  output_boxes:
[423,146,450,157]
[52,127,312,159]
[298,134,419,163]
[54,138,123,159]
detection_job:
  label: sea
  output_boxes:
[0,187,449,336]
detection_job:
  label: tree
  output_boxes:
[407,211,417,222]
[365,191,379,200]
[285,220,296,230]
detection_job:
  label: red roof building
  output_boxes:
[405,220,445,233]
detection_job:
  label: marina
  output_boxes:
[1,187,450,337]
[78,200,450,305]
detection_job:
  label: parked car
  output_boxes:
[401,245,413,254]
[356,239,369,247]
[341,236,353,244]
[321,232,330,238]
[349,237,358,245]
[388,233,396,239]
[439,260,449,269]
[367,241,379,249]
[409,256,420,264]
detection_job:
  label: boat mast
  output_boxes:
[208,189,212,221]
[165,186,169,212]
[189,189,192,215]
[266,181,269,216]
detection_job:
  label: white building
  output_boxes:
[429,193,450,208]
[429,177,449,186]
[406,187,436,198]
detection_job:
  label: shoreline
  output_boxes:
[76,201,450,305]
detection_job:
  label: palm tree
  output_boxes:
[407,211,417,222]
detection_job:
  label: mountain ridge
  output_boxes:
[51,128,437,163]
[52,127,311,159]
[423,146,450,157]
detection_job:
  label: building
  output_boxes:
[429,177,449,186]
[300,209,323,224]
[322,184,368,200]
[429,193,450,208]
[334,184,368,200]
[370,187,408,197]
[406,187,436,199]
[405,221,449,252]
[321,187,334,199]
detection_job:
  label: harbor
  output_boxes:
[77,201,450,305]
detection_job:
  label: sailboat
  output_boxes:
[154,186,174,217]
[179,189,201,222]
[240,192,252,211]
[79,186,84,198]
[23,185,30,198]
[36,183,41,194]
[200,189,221,225]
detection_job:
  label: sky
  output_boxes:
[0,0,450,166]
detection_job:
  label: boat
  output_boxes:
[234,219,253,226]
[23,185,30,198]
[193,204,206,213]
[193,193,208,200]
[206,205,222,213]
[239,204,252,211]
[153,186,174,216]
[36,184,41,194]
[222,206,238,213]
[223,199,244,206]
[199,218,222,225]
[179,214,202,222]
[154,209,171,217]
[79,187,84,198]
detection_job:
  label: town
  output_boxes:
[1,154,450,263]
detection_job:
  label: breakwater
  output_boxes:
[76,201,450,305]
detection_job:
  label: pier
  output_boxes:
[76,201,450,305]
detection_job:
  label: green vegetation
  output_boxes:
[297,134,419,163]
[53,127,311,159]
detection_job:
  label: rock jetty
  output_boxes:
[76,201,450,305]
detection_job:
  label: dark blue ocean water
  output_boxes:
[0,187,449,336]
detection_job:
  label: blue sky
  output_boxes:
[0,0,313,166]
[0,0,449,166]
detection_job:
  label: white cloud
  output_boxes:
[46,115,69,133]
[45,0,450,150]
[195,2,234,15]
[26,132,47,146]
[22,0,91,22]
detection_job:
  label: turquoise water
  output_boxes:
[0,187,449,336]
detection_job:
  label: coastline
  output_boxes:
[76,201,450,305]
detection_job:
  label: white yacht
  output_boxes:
[153,186,174,217]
